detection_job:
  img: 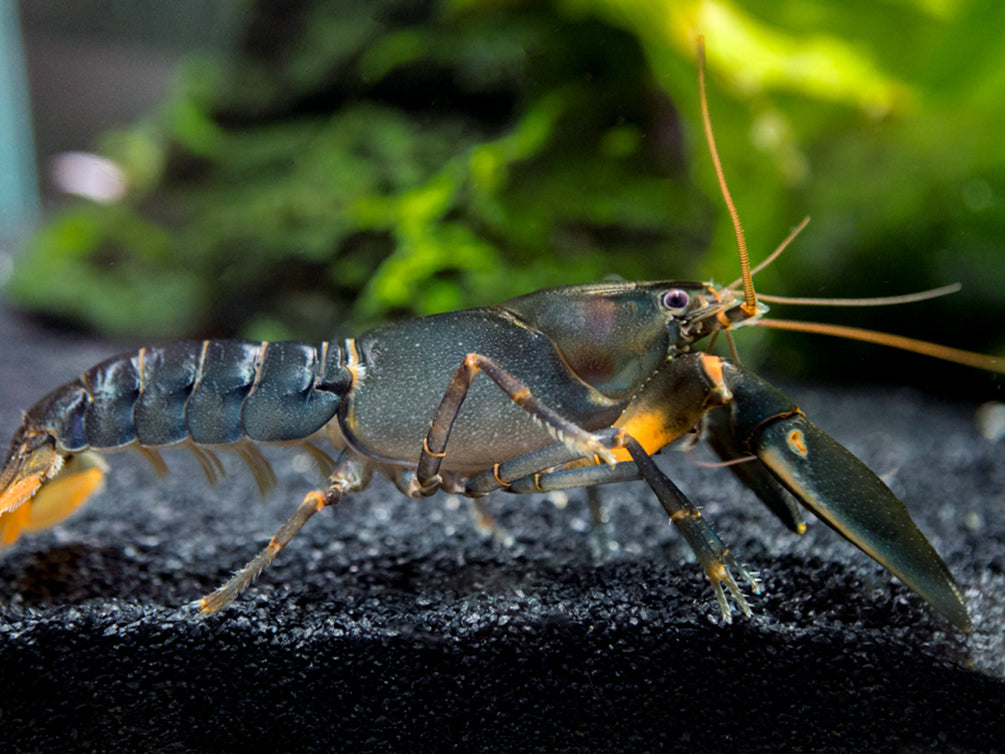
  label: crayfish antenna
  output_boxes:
[697,35,758,318]
[749,281,1005,371]
[757,282,962,307]
[696,38,1003,376]
[753,318,1005,373]
[727,216,811,289]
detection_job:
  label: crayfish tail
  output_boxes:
[2,456,106,544]
[0,427,106,546]
[0,429,61,513]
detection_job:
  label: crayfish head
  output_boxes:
[678,283,768,344]
[0,428,105,546]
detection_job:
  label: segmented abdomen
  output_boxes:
[25,341,352,452]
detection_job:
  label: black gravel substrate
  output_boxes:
[1,307,1003,753]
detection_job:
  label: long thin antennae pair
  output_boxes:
[697,36,757,317]
[727,216,810,290]
[758,283,962,308]
[754,318,1004,372]
[728,217,963,309]
[697,36,1003,374]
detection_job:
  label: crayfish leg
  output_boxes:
[586,486,614,559]
[199,452,375,613]
[198,452,373,613]
[198,484,343,614]
[470,497,514,546]
[415,351,618,492]
[669,504,762,622]
[622,434,761,622]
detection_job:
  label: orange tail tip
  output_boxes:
[0,439,66,515]
[0,441,106,546]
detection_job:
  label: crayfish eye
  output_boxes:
[661,288,690,313]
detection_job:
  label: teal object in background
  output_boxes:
[0,3,38,239]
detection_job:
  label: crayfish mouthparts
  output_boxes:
[678,287,768,344]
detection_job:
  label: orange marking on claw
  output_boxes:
[786,429,808,458]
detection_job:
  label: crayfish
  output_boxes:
[2,39,999,630]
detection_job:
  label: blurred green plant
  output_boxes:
[11,0,710,342]
[9,0,1004,390]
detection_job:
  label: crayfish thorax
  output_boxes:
[0,426,104,546]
